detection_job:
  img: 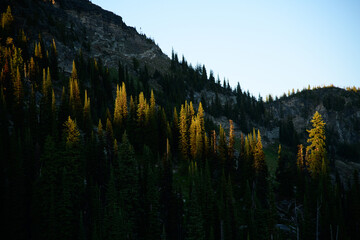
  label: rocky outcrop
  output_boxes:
[7,0,169,73]
[266,87,360,144]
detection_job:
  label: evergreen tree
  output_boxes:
[1,6,13,30]
[179,104,188,160]
[186,182,205,240]
[189,117,197,159]
[113,82,127,131]
[83,90,92,135]
[63,116,80,148]
[296,144,305,171]
[69,61,82,121]
[137,92,147,126]
[306,111,327,178]
[228,120,235,161]
[254,130,268,203]
[218,125,227,165]
[117,132,139,237]
[12,67,23,127]
[104,168,123,240]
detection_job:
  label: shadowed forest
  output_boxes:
[1,5,360,240]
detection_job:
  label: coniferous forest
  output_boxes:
[1,4,360,240]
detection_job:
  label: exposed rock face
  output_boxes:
[5,1,359,175]
[266,87,360,145]
[8,0,169,73]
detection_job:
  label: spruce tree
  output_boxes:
[117,132,139,237]
[228,120,235,161]
[306,111,327,178]
[254,130,268,203]
[179,104,188,160]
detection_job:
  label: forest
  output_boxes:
[1,5,360,240]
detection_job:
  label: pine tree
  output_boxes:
[189,117,197,159]
[197,102,205,133]
[179,104,188,160]
[228,119,235,161]
[63,116,80,148]
[117,132,139,237]
[104,168,123,240]
[171,107,179,154]
[69,61,82,121]
[195,117,203,160]
[33,136,59,239]
[254,130,268,203]
[188,101,195,120]
[97,119,103,139]
[186,182,205,240]
[150,89,156,118]
[137,92,146,126]
[58,86,69,138]
[211,130,217,154]
[83,90,92,135]
[218,125,227,165]
[105,118,114,159]
[113,82,127,130]
[58,169,76,240]
[1,6,13,30]
[296,144,305,171]
[50,39,58,81]
[12,67,23,126]
[306,111,327,178]
[51,89,57,136]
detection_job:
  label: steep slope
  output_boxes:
[265,87,360,178]
[4,0,360,163]
[5,0,169,73]
[267,87,360,144]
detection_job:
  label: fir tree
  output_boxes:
[179,104,188,160]
[254,130,268,203]
[117,132,139,237]
[83,90,92,135]
[296,144,305,171]
[306,111,327,178]
[113,82,127,130]
[63,116,80,148]
[228,120,235,161]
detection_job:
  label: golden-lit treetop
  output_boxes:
[64,116,80,148]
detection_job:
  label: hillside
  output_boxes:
[6,0,169,73]
[1,1,360,240]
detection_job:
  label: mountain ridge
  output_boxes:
[4,0,360,169]
[5,0,169,73]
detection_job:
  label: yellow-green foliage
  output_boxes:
[306,111,327,177]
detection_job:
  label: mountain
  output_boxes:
[13,0,360,154]
[1,1,360,239]
[8,0,169,73]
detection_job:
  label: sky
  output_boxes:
[91,0,360,97]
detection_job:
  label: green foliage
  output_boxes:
[0,5,358,239]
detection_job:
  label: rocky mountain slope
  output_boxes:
[5,0,360,170]
[266,87,360,144]
[6,0,169,73]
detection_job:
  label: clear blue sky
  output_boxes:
[92,0,360,97]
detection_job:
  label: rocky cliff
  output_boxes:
[266,87,360,144]
[6,0,169,73]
